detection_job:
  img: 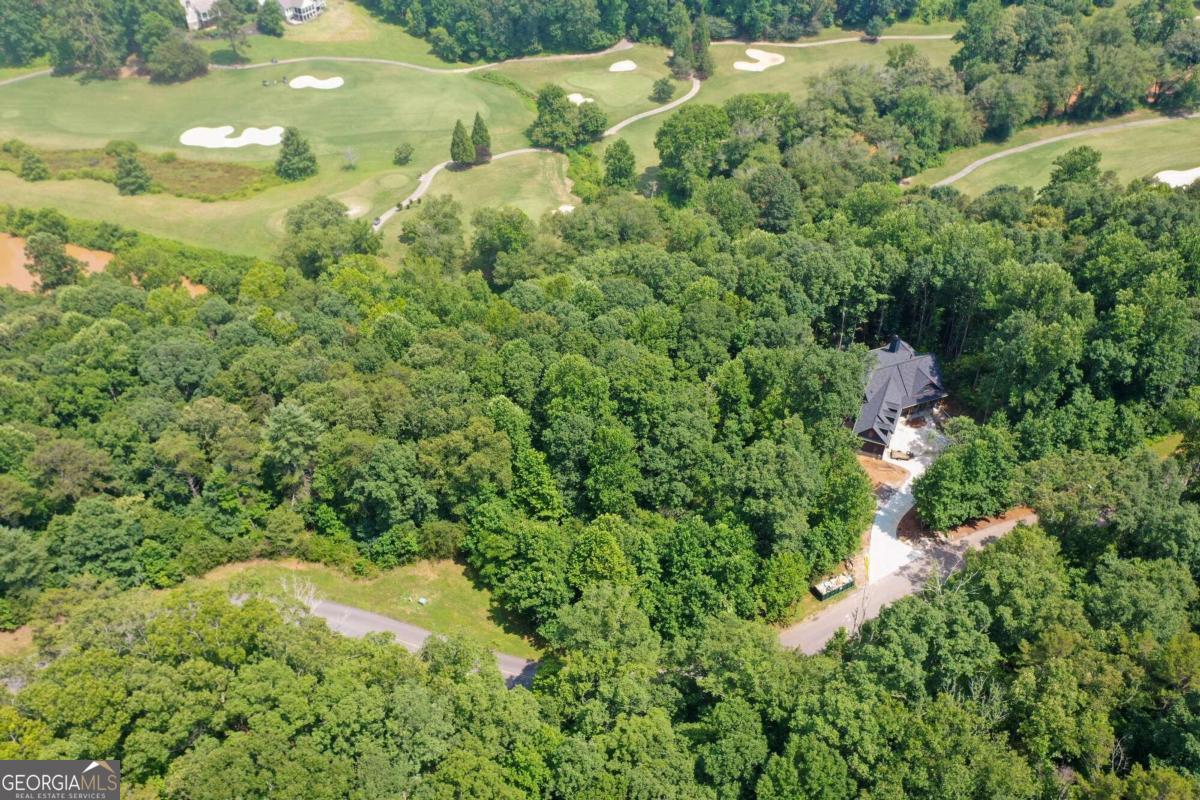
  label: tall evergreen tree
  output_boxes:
[274,128,318,181]
[115,154,152,196]
[693,10,715,79]
[667,0,694,78]
[471,112,492,163]
[450,120,474,165]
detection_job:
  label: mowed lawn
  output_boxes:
[203,559,541,658]
[197,0,461,67]
[911,113,1200,195]
[0,60,538,255]
[494,43,676,123]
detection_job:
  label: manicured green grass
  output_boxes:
[1149,432,1184,460]
[205,559,541,658]
[382,150,576,242]
[196,0,460,67]
[911,114,1200,195]
[703,36,958,107]
[493,43,675,122]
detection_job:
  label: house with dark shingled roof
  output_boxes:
[853,336,947,457]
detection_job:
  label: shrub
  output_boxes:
[651,76,676,103]
[146,35,210,83]
[104,140,139,157]
[157,151,178,163]
[393,143,414,165]
[257,0,286,36]
[115,154,153,196]
[19,152,49,181]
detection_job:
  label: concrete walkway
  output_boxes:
[0,69,51,89]
[778,511,1036,654]
[308,598,538,688]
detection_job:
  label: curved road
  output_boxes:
[213,39,634,75]
[373,76,702,231]
[308,598,538,688]
[930,111,1200,187]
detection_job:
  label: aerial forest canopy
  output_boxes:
[3,0,1200,795]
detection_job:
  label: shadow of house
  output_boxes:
[853,335,947,458]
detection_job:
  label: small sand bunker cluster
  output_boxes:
[179,126,285,149]
[608,60,637,72]
[733,48,785,72]
[567,92,595,105]
[289,75,345,90]
[1156,167,1200,187]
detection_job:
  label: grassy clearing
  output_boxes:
[493,43,674,122]
[911,113,1200,195]
[1149,432,1185,459]
[0,625,33,658]
[383,150,576,238]
[196,0,459,67]
[204,559,541,658]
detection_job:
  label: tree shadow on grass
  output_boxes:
[636,165,662,198]
[207,48,248,66]
[458,559,545,647]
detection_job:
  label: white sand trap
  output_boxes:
[567,92,595,105]
[557,204,575,213]
[180,125,284,149]
[733,48,785,72]
[289,75,344,90]
[608,60,637,72]
[1156,167,1200,187]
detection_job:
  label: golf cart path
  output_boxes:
[929,111,1200,187]
[0,69,52,88]
[778,510,1037,654]
[712,33,952,48]
[372,77,702,231]
[213,39,634,75]
[308,598,538,688]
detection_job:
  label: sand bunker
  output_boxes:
[608,60,637,72]
[179,126,284,149]
[733,48,785,72]
[557,204,576,213]
[567,93,595,105]
[1156,167,1200,187]
[289,75,344,90]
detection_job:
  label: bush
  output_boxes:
[145,35,209,84]
[115,154,153,196]
[393,143,414,165]
[257,0,286,36]
[651,76,675,103]
[157,151,178,163]
[104,140,138,158]
[19,152,49,182]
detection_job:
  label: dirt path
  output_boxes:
[213,39,635,75]
[929,111,1200,187]
[778,510,1037,655]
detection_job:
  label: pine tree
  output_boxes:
[667,0,693,78]
[471,112,492,163]
[450,120,474,165]
[115,154,152,195]
[693,11,715,79]
[275,127,318,181]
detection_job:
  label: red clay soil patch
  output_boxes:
[899,505,1037,542]
[857,453,908,491]
[0,233,113,291]
[180,276,209,298]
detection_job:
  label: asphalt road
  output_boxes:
[308,599,538,688]
[777,513,1036,654]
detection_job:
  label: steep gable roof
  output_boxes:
[853,336,946,449]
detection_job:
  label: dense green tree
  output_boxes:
[256,0,285,35]
[603,138,637,188]
[274,127,318,181]
[471,112,492,162]
[145,34,209,83]
[115,154,152,196]
[25,232,82,290]
[450,119,474,165]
